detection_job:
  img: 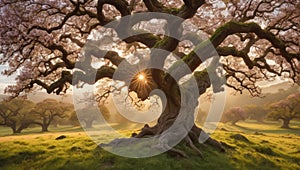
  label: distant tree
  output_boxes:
[195,109,208,125]
[222,107,248,125]
[244,105,268,122]
[50,102,75,127]
[0,98,35,133]
[33,99,71,132]
[77,104,110,128]
[68,110,81,127]
[99,104,111,121]
[268,93,300,128]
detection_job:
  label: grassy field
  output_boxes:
[0,121,299,170]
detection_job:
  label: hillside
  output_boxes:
[0,121,299,169]
[27,92,73,103]
[200,81,300,112]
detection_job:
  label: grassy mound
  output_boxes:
[0,121,299,169]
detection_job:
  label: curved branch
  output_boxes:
[97,0,131,25]
[27,2,81,34]
[124,32,161,48]
[216,46,254,69]
[84,41,125,66]
[143,0,165,12]
[30,71,72,95]
[142,0,205,19]
[210,21,299,60]
[179,21,299,75]
[177,0,205,19]
[20,65,116,96]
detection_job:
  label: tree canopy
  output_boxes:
[0,0,299,97]
[0,98,35,133]
[33,98,73,131]
[0,98,74,133]
[268,92,300,128]
[221,107,247,125]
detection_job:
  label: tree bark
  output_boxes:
[103,63,224,157]
[281,119,291,129]
[135,92,225,156]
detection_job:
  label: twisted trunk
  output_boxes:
[103,70,224,157]
[135,91,224,157]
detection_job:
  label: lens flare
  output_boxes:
[138,74,145,81]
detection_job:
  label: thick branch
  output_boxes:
[27,2,81,34]
[210,21,299,60]
[178,21,299,76]
[97,0,130,25]
[177,0,205,19]
[124,32,161,48]
[21,64,116,96]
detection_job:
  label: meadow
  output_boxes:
[0,121,299,170]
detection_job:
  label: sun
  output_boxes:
[138,73,145,81]
[128,70,154,100]
[136,72,148,84]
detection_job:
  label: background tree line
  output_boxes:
[0,98,74,133]
[0,97,133,134]
[213,92,300,128]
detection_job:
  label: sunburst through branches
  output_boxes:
[128,69,155,100]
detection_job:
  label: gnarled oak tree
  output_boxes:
[1,0,299,156]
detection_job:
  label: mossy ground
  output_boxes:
[0,121,299,170]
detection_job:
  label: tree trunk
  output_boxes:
[15,129,22,133]
[15,124,28,133]
[134,93,225,156]
[40,118,50,132]
[41,125,48,132]
[11,127,18,134]
[85,120,93,128]
[103,77,224,157]
[281,119,290,129]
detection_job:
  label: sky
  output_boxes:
[0,65,16,94]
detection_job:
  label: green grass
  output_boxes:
[0,121,299,169]
[218,120,300,135]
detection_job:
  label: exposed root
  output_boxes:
[113,123,225,158]
[185,136,204,158]
[188,130,199,144]
[190,125,225,152]
[168,148,188,158]
[135,124,157,138]
[205,137,225,152]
